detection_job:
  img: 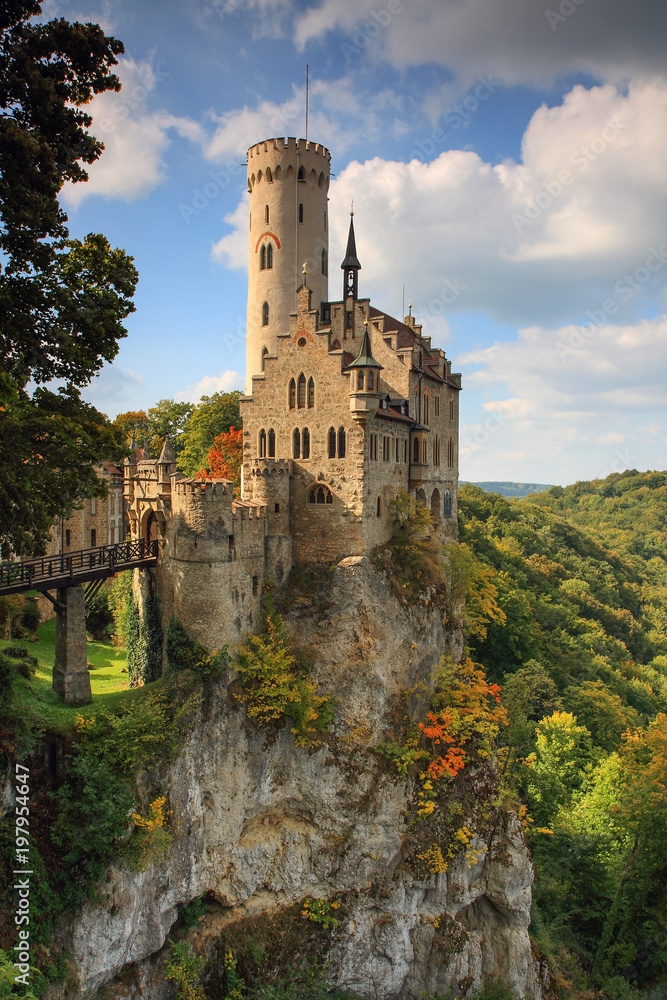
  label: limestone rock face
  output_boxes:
[62,558,541,1000]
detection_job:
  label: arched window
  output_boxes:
[309,485,333,505]
[338,427,346,459]
[444,489,452,518]
[328,427,336,459]
[413,437,420,463]
[423,393,429,425]
[267,243,273,268]
[357,371,364,390]
[266,167,273,183]
[297,166,305,181]
[376,496,382,517]
[307,377,315,408]
[422,440,428,464]
[261,346,268,371]
[298,203,304,223]
[293,428,301,459]
[298,373,306,408]
[265,204,269,223]
[268,428,275,458]
[262,301,269,326]
[259,429,266,457]
[318,171,325,188]
[368,372,374,390]
[302,427,310,459]
[260,244,266,269]
[448,437,454,467]
[331,339,341,350]
[321,249,327,276]
[289,378,296,409]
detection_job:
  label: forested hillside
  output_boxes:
[457,472,667,999]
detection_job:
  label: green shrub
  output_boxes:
[165,940,206,1000]
[234,612,331,744]
[74,691,180,773]
[19,601,41,634]
[142,592,163,682]
[0,653,16,711]
[4,643,30,659]
[166,618,228,678]
[108,571,133,646]
[85,587,114,639]
[126,600,142,686]
[181,895,208,929]
[53,756,133,909]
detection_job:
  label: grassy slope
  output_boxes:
[1,619,157,733]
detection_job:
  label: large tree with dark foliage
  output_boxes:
[0,0,138,557]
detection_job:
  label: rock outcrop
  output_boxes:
[60,557,541,1000]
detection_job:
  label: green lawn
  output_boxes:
[2,619,161,733]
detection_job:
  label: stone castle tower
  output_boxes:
[125,135,461,652]
[246,139,330,391]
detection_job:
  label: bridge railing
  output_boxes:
[0,538,158,591]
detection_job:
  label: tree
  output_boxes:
[0,2,138,556]
[178,391,242,477]
[112,410,150,451]
[146,399,194,459]
[199,426,243,491]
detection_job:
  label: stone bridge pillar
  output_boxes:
[53,586,92,705]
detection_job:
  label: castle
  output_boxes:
[124,137,461,652]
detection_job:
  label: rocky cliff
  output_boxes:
[60,557,542,1000]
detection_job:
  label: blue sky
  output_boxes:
[53,0,667,484]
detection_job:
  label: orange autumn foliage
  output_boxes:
[199,425,243,491]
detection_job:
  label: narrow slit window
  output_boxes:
[260,245,266,269]
[267,243,273,268]
[338,427,346,459]
[298,203,304,223]
[262,301,269,326]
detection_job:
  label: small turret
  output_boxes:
[347,320,382,420]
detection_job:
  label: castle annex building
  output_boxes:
[125,137,461,651]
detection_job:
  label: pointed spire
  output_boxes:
[341,210,361,270]
[342,208,361,302]
[347,319,383,370]
[158,436,175,465]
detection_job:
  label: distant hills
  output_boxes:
[461,481,555,498]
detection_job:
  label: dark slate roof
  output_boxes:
[346,324,383,370]
[341,214,361,269]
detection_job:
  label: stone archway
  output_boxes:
[416,488,427,507]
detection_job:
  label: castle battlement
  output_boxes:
[248,458,292,478]
[247,138,330,160]
[172,477,233,499]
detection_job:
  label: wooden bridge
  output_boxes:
[0,539,158,706]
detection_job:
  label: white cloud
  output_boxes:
[175,370,245,403]
[204,79,404,163]
[294,0,666,90]
[81,363,147,415]
[457,316,667,482]
[62,58,205,206]
[212,79,667,328]
[211,194,249,270]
